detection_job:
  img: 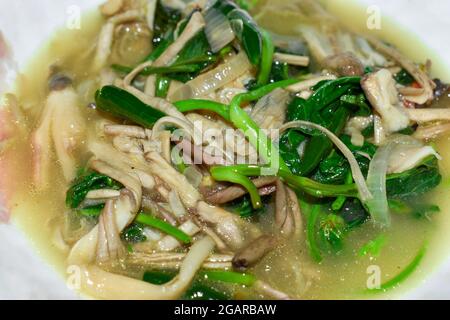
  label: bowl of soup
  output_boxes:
[1,0,450,300]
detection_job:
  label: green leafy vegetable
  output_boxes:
[306,204,323,262]
[155,75,171,98]
[278,130,306,176]
[227,195,268,218]
[169,30,215,82]
[152,1,181,48]
[269,61,290,83]
[66,171,122,209]
[256,29,274,86]
[289,105,350,176]
[359,235,386,257]
[412,203,440,220]
[111,63,202,76]
[121,223,147,243]
[386,157,442,200]
[77,205,103,218]
[236,0,259,10]
[394,69,415,86]
[95,85,166,128]
[338,199,369,229]
[332,172,353,211]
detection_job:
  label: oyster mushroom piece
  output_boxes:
[361,69,410,134]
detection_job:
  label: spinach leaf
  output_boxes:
[279,130,306,176]
[394,69,415,86]
[338,199,370,229]
[66,171,122,209]
[269,61,289,83]
[227,195,269,218]
[95,85,166,127]
[386,157,442,200]
[236,0,259,10]
[155,75,171,98]
[169,31,216,82]
[77,205,103,218]
[340,93,372,117]
[153,0,181,47]
[122,223,147,243]
[412,204,440,220]
[312,135,376,184]
[305,76,362,112]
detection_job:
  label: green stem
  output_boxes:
[210,166,262,208]
[368,244,427,292]
[136,213,192,244]
[112,64,200,76]
[199,271,256,286]
[306,204,323,262]
[174,100,230,121]
[256,29,274,86]
[332,172,354,211]
[279,169,358,198]
[229,79,301,172]
[210,164,359,199]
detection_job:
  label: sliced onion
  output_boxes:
[280,120,373,202]
[365,141,396,228]
[204,8,235,53]
[366,134,432,227]
[184,166,203,188]
[168,51,252,102]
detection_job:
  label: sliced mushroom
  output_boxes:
[96,199,126,263]
[78,236,215,300]
[157,220,201,252]
[273,52,310,66]
[127,252,233,270]
[100,0,124,17]
[406,108,450,124]
[93,10,144,71]
[32,74,86,188]
[275,180,303,237]
[414,122,450,140]
[68,189,138,266]
[250,88,291,132]
[367,36,435,104]
[232,235,278,271]
[196,201,247,250]
[206,177,277,205]
[361,69,410,134]
[323,52,364,77]
[104,124,147,138]
[146,151,201,208]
